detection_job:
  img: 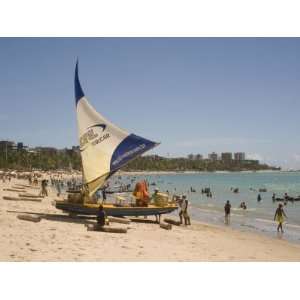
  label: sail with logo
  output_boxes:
[75,62,159,196]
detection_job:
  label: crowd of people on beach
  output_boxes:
[2,170,294,235]
[107,177,294,233]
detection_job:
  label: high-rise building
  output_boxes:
[72,146,80,154]
[208,152,218,161]
[195,154,203,160]
[221,152,232,161]
[187,154,194,160]
[34,147,57,154]
[234,152,246,161]
[17,142,25,151]
[0,140,16,152]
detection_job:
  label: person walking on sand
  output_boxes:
[40,179,48,197]
[224,200,231,225]
[56,179,61,197]
[274,203,287,233]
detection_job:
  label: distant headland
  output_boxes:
[0,141,280,172]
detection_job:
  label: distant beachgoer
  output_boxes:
[102,182,108,202]
[96,205,106,227]
[40,179,48,197]
[239,202,247,210]
[274,203,287,233]
[233,188,239,193]
[257,194,262,202]
[224,200,231,225]
[272,193,276,202]
[56,180,61,196]
[178,195,191,225]
[151,188,159,204]
[284,193,289,202]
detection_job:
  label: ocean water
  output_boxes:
[110,171,300,244]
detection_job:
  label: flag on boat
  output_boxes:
[74,62,159,196]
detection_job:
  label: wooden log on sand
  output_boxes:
[18,193,44,198]
[14,184,40,190]
[3,196,42,202]
[164,218,181,226]
[108,216,131,225]
[3,188,26,192]
[86,224,127,233]
[14,184,32,188]
[160,222,172,230]
[17,214,41,222]
[100,226,127,233]
[130,218,158,224]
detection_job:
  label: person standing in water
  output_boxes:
[274,203,287,233]
[224,200,231,225]
[257,194,262,202]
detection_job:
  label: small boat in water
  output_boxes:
[55,62,177,217]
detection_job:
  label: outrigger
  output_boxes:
[55,61,177,218]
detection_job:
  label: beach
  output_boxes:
[1,176,300,261]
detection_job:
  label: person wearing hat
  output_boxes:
[178,195,191,225]
[274,203,287,233]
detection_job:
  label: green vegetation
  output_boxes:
[123,155,280,172]
[0,151,279,172]
[0,149,81,171]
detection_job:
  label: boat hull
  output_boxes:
[55,201,178,217]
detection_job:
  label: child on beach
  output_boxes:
[274,203,287,233]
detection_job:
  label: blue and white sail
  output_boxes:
[75,62,159,196]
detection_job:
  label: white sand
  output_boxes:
[1,177,300,261]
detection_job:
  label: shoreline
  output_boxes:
[186,205,300,246]
[119,170,292,176]
[1,176,300,261]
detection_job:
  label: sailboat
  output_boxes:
[55,62,178,217]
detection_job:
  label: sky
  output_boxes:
[0,38,300,169]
